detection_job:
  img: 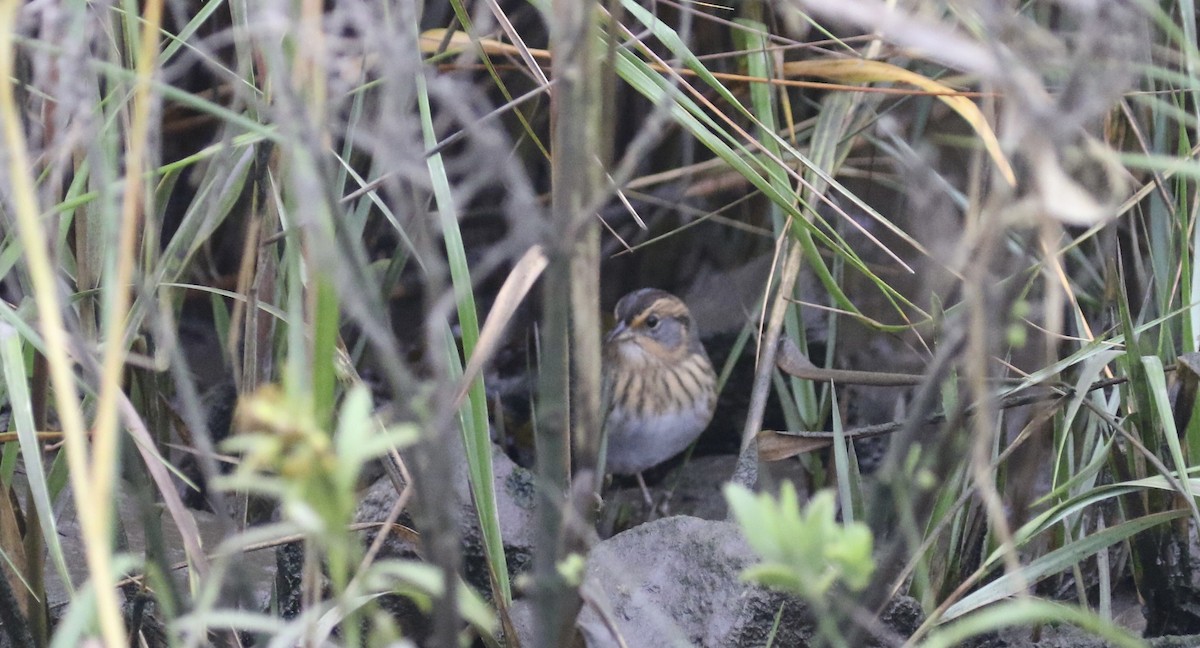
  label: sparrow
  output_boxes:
[602,288,717,506]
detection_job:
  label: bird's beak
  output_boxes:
[605,321,628,344]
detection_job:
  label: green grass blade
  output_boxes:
[944,509,1186,621]
[1140,355,1200,529]
[0,326,72,593]
[924,598,1144,648]
[416,65,511,604]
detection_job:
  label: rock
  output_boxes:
[340,444,538,642]
[577,515,923,647]
[598,456,735,532]
[463,444,538,587]
[577,516,810,647]
[353,443,538,593]
[658,455,736,520]
[1150,636,1200,647]
[881,595,924,639]
[598,451,808,536]
[506,599,538,647]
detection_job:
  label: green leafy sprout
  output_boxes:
[725,482,875,601]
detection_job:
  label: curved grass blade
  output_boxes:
[924,598,1144,648]
[783,59,1015,186]
[941,510,1185,621]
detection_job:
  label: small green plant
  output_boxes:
[193,383,496,645]
[725,483,874,599]
[725,482,874,647]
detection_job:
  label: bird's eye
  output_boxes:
[645,315,660,329]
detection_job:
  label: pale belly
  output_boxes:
[604,403,713,475]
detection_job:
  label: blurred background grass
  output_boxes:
[0,0,1198,646]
